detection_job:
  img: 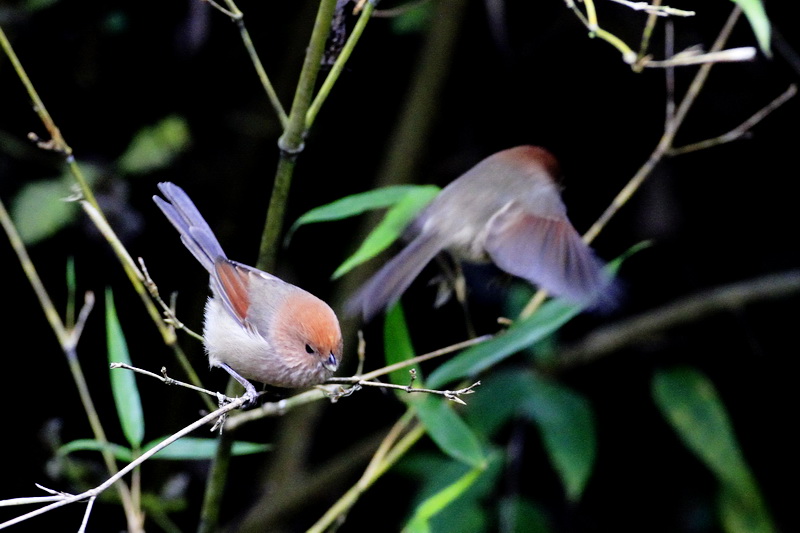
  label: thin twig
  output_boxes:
[554,270,800,370]
[224,387,340,431]
[137,256,215,410]
[637,0,662,62]
[670,84,797,155]
[333,378,481,405]
[664,19,676,127]
[522,7,746,320]
[259,0,339,272]
[0,196,142,531]
[80,201,173,341]
[328,334,493,383]
[224,335,492,429]
[583,6,743,247]
[110,363,237,403]
[220,0,289,126]
[0,495,67,508]
[608,0,694,17]
[138,257,204,342]
[77,496,96,533]
[638,46,756,68]
[307,416,426,532]
[0,398,245,529]
[306,0,377,128]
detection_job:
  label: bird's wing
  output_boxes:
[484,202,611,308]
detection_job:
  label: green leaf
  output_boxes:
[117,115,190,175]
[142,437,271,460]
[652,367,752,489]
[732,0,771,56]
[521,373,596,501]
[653,367,775,533]
[398,450,502,533]
[11,163,102,245]
[58,439,134,462]
[412,394,486,468]
[404,464,484,533]
[391,0,433,35]
[57,437,270,462]
[106,288,145,449]
[463,369,596,500]
[719,484,775,533]
[427,299,580,389]
[287,185,437,241]
[384,303,421,386]
[427,241,649,389]
[463,368,540,438]
[11,179,78,244]
[332,186,440,279]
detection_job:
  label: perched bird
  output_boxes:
[347,146,614,321]
[153,182,342,401]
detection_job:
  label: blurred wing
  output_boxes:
[484,203,612,308]
[346,231,446,322]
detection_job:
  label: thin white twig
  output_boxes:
[607,0,694,17]
[0,399,244,529]
[77,496,96,533]
[340,379,482,405]
[109,363,242,402]
[643,46,756,68]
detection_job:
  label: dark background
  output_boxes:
[1,0,798,531]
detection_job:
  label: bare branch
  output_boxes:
[608,0,695,17]
[0,399,244,529]
[670,84,797,155]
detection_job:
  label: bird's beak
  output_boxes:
[323,352,339,372]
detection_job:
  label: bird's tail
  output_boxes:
[346,232,445,322]
[153,182,227,274]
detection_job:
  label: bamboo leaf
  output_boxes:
[732,0,771,56]
[384,303,422,386]
[403,464,484,533]
[412,394,486,468]
[332,186,440,279]
[653,367,775,533]
[58,439,133,462]
[427,298,580,389]
[287,185,437,240]
[117,115,191,175]
[521,373,596,501]
[106,288,145,449]
[142,437,271,460]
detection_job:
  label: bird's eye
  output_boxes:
[305,344,315,354]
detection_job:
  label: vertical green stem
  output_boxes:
[201,2,339,529]
[197,432,234,533]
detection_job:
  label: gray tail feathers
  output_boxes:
[345,232,445,322]
[153,182,227,274]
